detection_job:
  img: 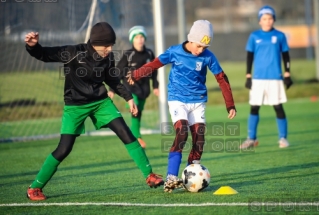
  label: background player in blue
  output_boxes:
[127,20,237,192]
[240,5,293,150]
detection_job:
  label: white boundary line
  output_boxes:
[0,129,161,143]
[0,202,318,207]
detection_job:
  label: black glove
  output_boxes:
[284,76,293,89]
[245,77,252,89]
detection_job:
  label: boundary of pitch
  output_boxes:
[0,202,318,207]
[0,129,161,143]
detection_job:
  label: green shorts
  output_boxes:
[61,98,122,135]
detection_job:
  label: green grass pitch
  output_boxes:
[0,59,318,104]
[0,98,319,214]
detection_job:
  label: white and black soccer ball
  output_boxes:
[182,164,210,192]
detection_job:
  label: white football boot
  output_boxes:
[164,174,183,193]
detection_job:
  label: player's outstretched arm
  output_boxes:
[25,32,39,47]
[25,32,70,63]
[126,58,164,85]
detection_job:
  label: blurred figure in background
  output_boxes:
[241,5,293,149]
[109,26,159,148]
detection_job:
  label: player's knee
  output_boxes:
[250,105,260,115]
[52,144,73,161]
[273,104,286,118]
[117,126,136,144]
[52,134,76,161]
[170,120,189,152]
[190,123,205,136]
[174,120,189,140]
[107,118,136,143]
[190,123,205,146]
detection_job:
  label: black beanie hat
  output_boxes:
[90,22,116,46]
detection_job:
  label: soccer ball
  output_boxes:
[182,164,210,192]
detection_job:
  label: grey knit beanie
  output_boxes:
[187,20,213,47]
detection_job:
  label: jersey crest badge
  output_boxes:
[195,62,202,71]
[271,36,277,44]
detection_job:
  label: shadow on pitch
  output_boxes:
[257,129,319,138]
[0,152,167,180]
[0,160,167,187]
[212,161,319,189]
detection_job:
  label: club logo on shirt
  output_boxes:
[271,36,277,44]
[196,62,202,71]
[200,35,211,45]
[256,39,262,43]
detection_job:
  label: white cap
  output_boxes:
[187,20,213,47]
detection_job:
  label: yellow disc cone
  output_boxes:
[213,186,238,195]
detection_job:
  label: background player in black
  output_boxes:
[109,26,159,148]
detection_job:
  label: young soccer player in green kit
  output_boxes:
[24,22,163,201]
[108,26,159,148]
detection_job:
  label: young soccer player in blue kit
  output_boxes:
[127,20,237,192]
[240,6,293,149]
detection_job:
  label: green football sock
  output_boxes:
[30,154,60,189]
[125,141,152,178]
[131,116,141,138]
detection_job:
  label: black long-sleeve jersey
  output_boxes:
[112,46,159,99]
[26,40,132,105]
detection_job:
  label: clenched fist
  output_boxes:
[25,32,39,47]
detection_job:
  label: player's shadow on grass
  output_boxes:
[54,161,167,179]
[0,153,167,181]
[210,172,319,191]
[0,160,168,187]
[212,161,319,189]
[199,144,313,166]
[257,129,319,138]
[167,185,217,194]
